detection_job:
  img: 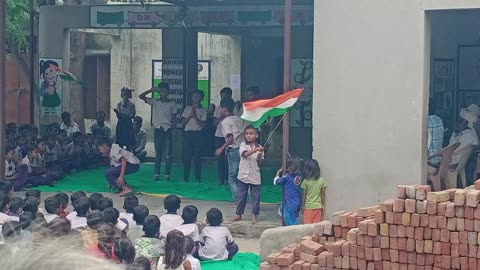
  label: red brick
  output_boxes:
[465,207,474,219]
[424,227,432,240]
[417,253,426,265]
[350,257,358,269]
[424,240,433,253]
[379,236,389,249]
[390,249,399,262]
[469,258,478,270]
[437,202,447,216]
[385,211,394,224]
[368,222,379,236]
[466,189,480,207]
[416,185,431,200]
[457,218,465,231]
[292,260,305,270]
[397,238,407,251]
[437,216,447,229]
[348,213,359,228]
[301,261,312,270]
[455,206,465,218]
[372,248,381,261]
[451,257,460,269]
[406,226,415,239]
[474,220,480,232]
[406,238,415,252]
[410,213,420,227]
[330,240,344,256]
[333,256,341,268]
[357,246,365,259]
[276,253,295,266]
[349,245,357,258]
[357,206,380,217]
[358,219,370,234]
[260,262,271,270]
[390,237,398,250]
[397,225,406,238]
[300,252,318,264]
[459,231,468,244]
[300,240,325,255]
[269,265,281,270]
[380,199,395,212]
[458,243,468,257]
[364,247,373,261]
[475,207,480,219]
[268,253,281,264]
[441,255,451,269]
[460,257,468,269]
[341,242,349,256]
[399,250,408,264]
[450,231,459,244]
[432,242,442,255]
[364,236,373,247]
[393,213,402,225]
[425,253,434,266]
[469,245,478,258]
[415,227,425,240]
[428,215,438,229]
[419,214,429,227]
[432,229,441,242]
[393,199,405,213]
[342,225,352,238]
[440,229,450,243]
[465,219,474,232]
[382,261,391,270]
[417,200,427,214]
[339,212,353,227]
[441,242,450,255]
[373,210,384,224]
[325,252,334,267]
[357,259,366,270]
[451,244,459,257]
[416,240,424,254]
[357,234,365,246]
[317,252,328,267]
[334,226,342,238]
[426,202,437,215]
[309,264,319,270]
[468,232,478,245]
[404,199,416,213]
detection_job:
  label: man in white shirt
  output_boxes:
[181,90,207,182]
[139,83,177,181]
[449,109,479,165]
[214,87,233,185]
[59,112,80,140]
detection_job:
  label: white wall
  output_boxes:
[313,1,429,215]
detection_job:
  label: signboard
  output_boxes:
[290,59,313,128]
[39,58,63,124]
[90,5,313,29]
[152,59,211,126]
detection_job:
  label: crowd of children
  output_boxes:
[0,185,242,270]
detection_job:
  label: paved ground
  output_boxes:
[20,191,282,254]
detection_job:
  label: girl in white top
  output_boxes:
[157,230,192,270]
[97,137,140,197]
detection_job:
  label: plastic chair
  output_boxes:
[472,152,480,183]
[427,143,460,191]
[447,145,474,189]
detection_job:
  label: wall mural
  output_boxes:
[39,58,63,124]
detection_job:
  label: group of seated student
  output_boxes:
[4,111,149,190]
[0,184,238,270]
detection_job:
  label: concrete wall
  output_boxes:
[313,1,429,215]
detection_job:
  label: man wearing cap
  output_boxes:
[449,107,479,166]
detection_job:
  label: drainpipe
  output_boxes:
[0,0,6,179]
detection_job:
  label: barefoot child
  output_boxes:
[198,208,238,261]
[158,230,192,270]
[97,137,140,196]
[301,159,327,224]
[273,158,304,226]
[232,126,263,224]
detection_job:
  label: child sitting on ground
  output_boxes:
[22,197,38,216]
[89,193,104,211]
[301,159,327,224]
[177,205,200,242]
[274,157,304,226]
[160,195,184,238]
[97,136,140,196]
[120,194,139,228]
[66,191,87,220]
[134,215,166,269]
[54,192,69,218]
[0,193,19,230]
[14,135,27,164]
[81,210,105,249]
[34,139,64,181]
[103,207,127,238]
[43,196,62,223]
[127,205,149,241]
[67,132,86,171]
[24,190,45,215]
[158,230,192,270]
[185,236,201,270]
[198,208,238,261]
[21,146,55,188]
[85,133,101,168]
[97,197,113,211]
[4,146,29,191]
[8,197,23,217]
[232,126,264,224]
[69,196,90,230]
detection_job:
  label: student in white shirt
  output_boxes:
[182,90,207,182]
[21,146,55,188]
[127,205,149,242]
[97,137,140,197]
[0,193,19,234]
[139,82,177,181]
[214,88,234,185]
[177,205,200,242]
[198,208,238,261]
[69,196,90,230]
[215,97,247,206]
[160,195,184,238]
[43,196,61,223]
[4,146,29,192]
[184,236,201,270]
[120,194,139,228]
[60,111,80,140]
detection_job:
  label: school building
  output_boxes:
[35,0,480,215]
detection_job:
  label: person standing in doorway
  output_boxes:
[182,90,207,182]
[139,83,177,181]
[115,87,136,150]
[214,87,233,185]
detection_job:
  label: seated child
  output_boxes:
[4,146,29,191]
[103,207,127,238]
[21,146,55,188]
[43,196,62,223]
[274,157,305,226]
[114,238,136,265]
[0,193,19,231]
[97,197,114,211]
[0,182,13,198]
[157,230,192,270]
[56,129,72,172]
[8,197,23,217]
[81,210,105,249]
[133,116,148,162]
[89,193,104,211]
[160,195,184,238]
[97,137,140,196]
[85,133,101,168]
[69,196,90,230]
[89,223,116,260]
[14,135,27,164]
[66,191,87,220]
[127,257,152,270]
[67,132,87,170]
[120,194,139,228]
[134,215,166,269]
[127,205,149,242]
[22,197,39,215]
[24,190,45,215]
[177,205,200,241]
[34,139,64,181]
[44,134,59,166]
[2,221,21,243]
[198,208,238,261]
[185,236,201,270]
[54,192,69,218]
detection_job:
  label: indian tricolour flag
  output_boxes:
[50,64,83,84]
[241,88,303,128]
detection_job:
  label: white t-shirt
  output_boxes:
[214,107,224,138]
[186,254,201,270]
[21,156,33,174]
[110,144,140,167]
[177,223,200,242]
[0,212,19,236]
[5,160,16,178]
[182,106,207,132]
[69,216,87,230]
[237,142,262,185]
[117,219,128,232]
[119,212,135,228]
[66,211,77,220]
[44,213,58,223]
[146,98,177,130]
[198,226,234,261]
[221,116,247,149]
[159,214,184,238]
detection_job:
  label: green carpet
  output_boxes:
[201,253,260,270]
[35,163,282,203]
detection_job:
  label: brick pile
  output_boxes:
[261,183,480,269]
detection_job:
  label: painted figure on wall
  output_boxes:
[40,60,62,116]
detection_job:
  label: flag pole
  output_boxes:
[282,0,292,226]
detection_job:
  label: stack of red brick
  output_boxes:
[261,183,480,269]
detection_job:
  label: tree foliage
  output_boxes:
[6,0,30,50]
